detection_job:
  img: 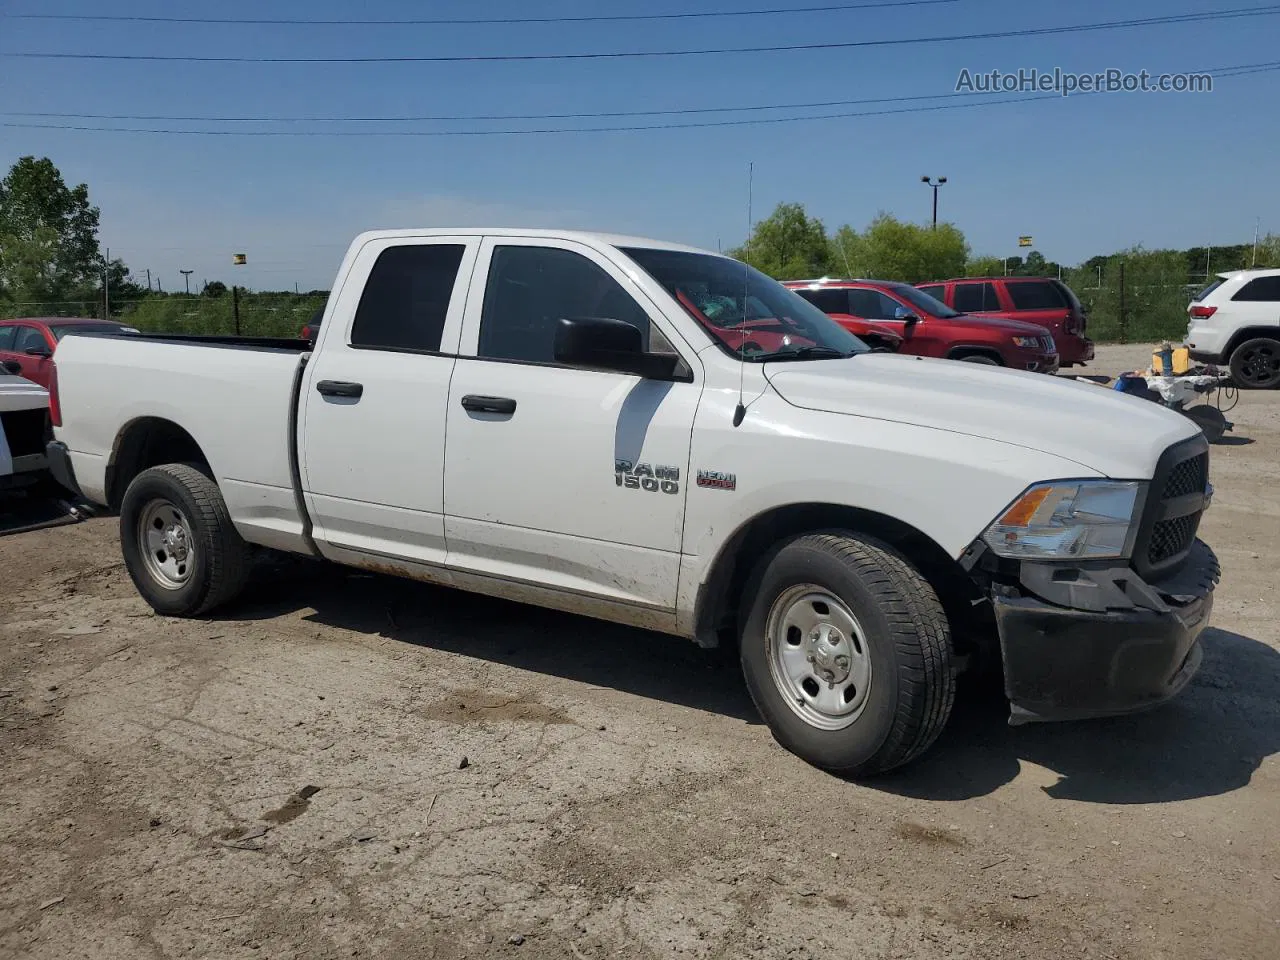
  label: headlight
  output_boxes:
[1012,336,1041,349]
[983,480,1144,560]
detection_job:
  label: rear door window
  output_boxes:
[1231,276,1280,302]
[916,284,946,303]
[794,288,850,314]
[953,282,1002,312]
[350,243,467,352]
[1007,281,1068,310]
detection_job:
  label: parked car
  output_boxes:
[300,307,324,342]
[47,228,1217,776]
[1185,268,1280,389]
[784,278,1059,373]
[915,276,1095,367]
[0,370,50,493]
[0,318,139,391]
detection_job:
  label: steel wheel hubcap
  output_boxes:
[138,499,196,589]
[766,585,872,731]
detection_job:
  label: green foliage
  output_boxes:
[0,157,101,303]
[202,280,228,298]
[834,214,968,283]
[112,291,327,338]
[727,202,832,278]
[965,255,1005,276]
[1061,247,1192,343]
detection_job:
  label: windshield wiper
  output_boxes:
[761,345,856,361]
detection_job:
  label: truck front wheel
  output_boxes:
[119,463,251,617]
[739,532,955,776]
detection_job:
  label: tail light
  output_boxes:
[48,361,62,427]
[1064,317,1081,335]
[1189,305,1217,319]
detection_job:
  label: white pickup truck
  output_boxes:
[47,229,1219,775]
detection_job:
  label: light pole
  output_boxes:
[921,175,947,229]
[180,269,193,295]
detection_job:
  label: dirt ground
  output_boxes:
[1,343,1277,960]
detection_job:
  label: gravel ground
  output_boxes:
[1,343,1277,960]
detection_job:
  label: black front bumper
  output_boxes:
[993,540,1219,725]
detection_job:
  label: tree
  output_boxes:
[834,214,968,283]
[202,280,228,298]
[728,202,832,279]
[965,255,1005,276]
[0,156,102,304]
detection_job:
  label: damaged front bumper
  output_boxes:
[992,539,1220,725]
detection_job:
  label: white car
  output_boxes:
[1186,268,1280,389]
[0,369,50,492]
[47,228,1218,775]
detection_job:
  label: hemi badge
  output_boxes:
[696,470,736,491]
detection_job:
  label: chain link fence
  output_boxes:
[2,293,327,339]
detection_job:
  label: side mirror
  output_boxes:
[553,317,680,379]
[2,360,21,375]
[24,346,53,359]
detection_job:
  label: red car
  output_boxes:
[915,276,1094,367]
[784,279,1059,373]
[0,317,138,391]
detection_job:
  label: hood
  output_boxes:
[0,373,48,414]
[765,353,1200,479]
[946,314,1052,336]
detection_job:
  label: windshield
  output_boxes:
[621,247,867,361]
[891,284,961,318]
[49,322,131,341]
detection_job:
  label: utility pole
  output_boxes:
[1253,217,1262,267]
[1118,261,1127,344]
[232,285,241,336]
[180,269,193,295]
[103,246,110,318]
[921,175,947,229]
[146,268,152,292]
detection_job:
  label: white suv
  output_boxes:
[1186,268,1280,389]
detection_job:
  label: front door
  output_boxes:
[444,238,700,611]
[301,236,479,565]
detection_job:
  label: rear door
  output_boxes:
[0,325,19,376]
[952,280,1005,315]
[1003,279,1071,343]
[443,237,699,610]
[1229,275,1280,332]
[301,236,479,565]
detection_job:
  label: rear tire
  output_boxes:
[739,532,955,776]
[1229,337,1280,389]
[119,463,251,617]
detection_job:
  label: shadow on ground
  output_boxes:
[871,627,1280,804]
[0,491,83,537]
[231,559,1279,803]
[229,555,760,726]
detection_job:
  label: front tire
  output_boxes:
[119,463,251,617]
[1229,337,1280,389]
[957,354,999,365]
[739,532,955,776]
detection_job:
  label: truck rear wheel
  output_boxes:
[119,463,251,617]
[739,532,955,776]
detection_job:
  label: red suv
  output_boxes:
[0,317,138,390]
[784,279,1059,373]
[915,277,1094,367]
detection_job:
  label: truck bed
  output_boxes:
[53,332,311,552]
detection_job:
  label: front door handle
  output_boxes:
[460,395,517,415]
[316,380,364,399]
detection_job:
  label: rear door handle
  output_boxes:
[461,395,516,415]
[316,380,364,399]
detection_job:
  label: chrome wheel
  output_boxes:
[138,499,196,589]
[765,584,873,731]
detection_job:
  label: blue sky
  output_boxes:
[2,0,1278,292]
